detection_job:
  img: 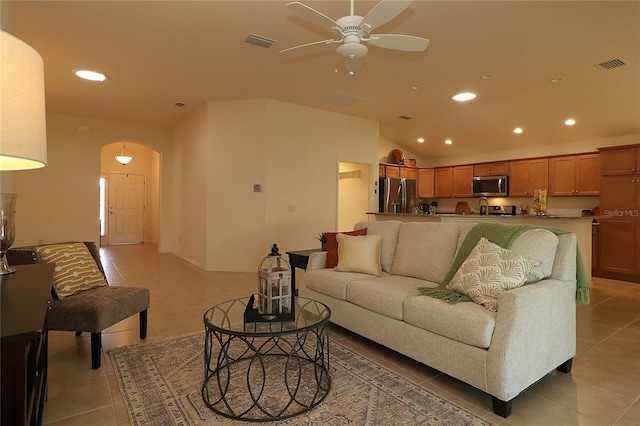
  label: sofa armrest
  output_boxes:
[486,278,577,402]
[307,251,327,270]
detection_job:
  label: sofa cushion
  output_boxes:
[36,243,108,299]
[510,229,559,282]
[346,275,438,321]
[304,268,385,301]
[354,221,401,273]
[335,233,383,277]
[390,222,461,283]
[325,228,367,268]
[446,238,541,312]
[404,295,496,349]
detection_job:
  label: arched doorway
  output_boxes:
[100,142,161,245]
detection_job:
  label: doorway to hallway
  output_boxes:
[338,162,372,230]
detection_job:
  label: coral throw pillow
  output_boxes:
[325,228,367,268]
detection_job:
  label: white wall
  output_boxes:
[171,104,209,267]
[171,99,379,272]
[7,113,172,248]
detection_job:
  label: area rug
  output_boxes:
[109,332,491,425]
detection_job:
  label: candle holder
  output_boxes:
[0,194,18,275]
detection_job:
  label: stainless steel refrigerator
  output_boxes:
[379,177,417,213]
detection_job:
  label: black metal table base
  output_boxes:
[202,323,331,422]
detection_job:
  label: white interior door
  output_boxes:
[108,173,145,244]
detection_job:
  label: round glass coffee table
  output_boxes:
[202,296,331,422]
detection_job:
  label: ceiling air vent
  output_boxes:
[398,115,415,120]
[321,91,365,106]
[596,58,627,70]
[245,34,277,48]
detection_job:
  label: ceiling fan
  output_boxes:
[280,0,430,74]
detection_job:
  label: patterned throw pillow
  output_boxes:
[36,243,108,299]
[446,238,542,312]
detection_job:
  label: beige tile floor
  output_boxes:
[40,243,640,425]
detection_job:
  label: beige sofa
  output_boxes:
[300,220,579,418]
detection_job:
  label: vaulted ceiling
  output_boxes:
[9,1,640,160]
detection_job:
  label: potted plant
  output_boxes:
[316,233,327,251]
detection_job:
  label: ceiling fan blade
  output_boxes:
[280,39,337,53]
[286,2,341,31]
[359,0,413,33]
[367,34,429,51]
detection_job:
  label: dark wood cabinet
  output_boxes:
[1,263,54,426]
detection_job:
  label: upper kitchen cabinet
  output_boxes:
[418,168,434,198]
[473,161,509,177]
[380,164,401,178]
[600,144,640,176]
[400,167,418,180]
[435,165,473,198]
[509,158,549,197]
[549,153,600,196]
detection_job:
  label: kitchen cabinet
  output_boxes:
[508,158,549,197]
[400,167,418,180]
[598,176,640,279]
[596,144,640,282]
[434,165,473,197]
[473,161,510,177]
[600,144,640,176]
[549,153,600,196]
[418,168,434,198]
[434,167,453,198]
[379,164,400,178]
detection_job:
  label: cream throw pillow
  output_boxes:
[335,233,383,277]
[446,238,542,312]
[36,243,108,299]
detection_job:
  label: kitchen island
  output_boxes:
[366,212,596,285]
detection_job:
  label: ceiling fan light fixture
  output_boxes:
[336,42,368,59]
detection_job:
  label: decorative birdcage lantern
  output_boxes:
[256,243,294,320]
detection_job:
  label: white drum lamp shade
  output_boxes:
[1,31,47,170]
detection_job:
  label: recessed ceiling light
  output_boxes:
[564,118,576,126]
[417,137,425,143]
[444,139,453,145]
[75,70,107,81]
[513,127,523,134]
[452,92,476,102]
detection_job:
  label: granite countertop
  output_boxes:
[367,212,601,220]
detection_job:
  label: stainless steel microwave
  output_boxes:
[472,175,509,197]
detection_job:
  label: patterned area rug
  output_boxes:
[109,332,491,425]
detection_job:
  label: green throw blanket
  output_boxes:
[417,222,590,305]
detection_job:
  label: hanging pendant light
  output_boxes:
[115,142,133,165]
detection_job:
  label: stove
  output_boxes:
[479,205,517,216]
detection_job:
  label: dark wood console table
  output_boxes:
[1,263,55,426]
[286,249,322,294]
